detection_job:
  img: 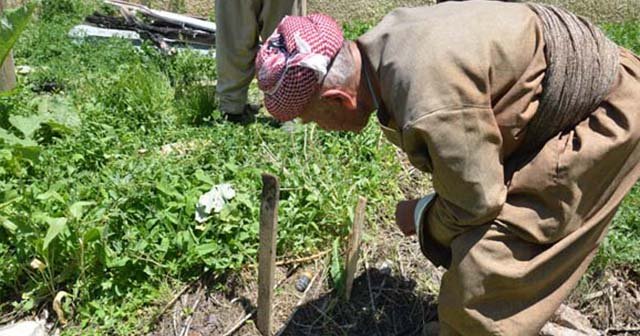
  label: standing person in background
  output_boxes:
[215,0,295,124]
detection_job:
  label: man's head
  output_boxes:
[256,14,376,132]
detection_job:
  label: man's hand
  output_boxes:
[395,199,420,236]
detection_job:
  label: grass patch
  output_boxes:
[592,21,640,272]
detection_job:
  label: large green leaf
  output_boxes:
[1,216,17,233]
[69,201,96,220]
[9,114,45,139]
[0,127,41,164]
[43,216,68,250]
[0,3,35,65]
[36,95,81,133]
[195,242,218,257]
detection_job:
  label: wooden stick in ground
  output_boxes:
[257,173,280,336]
[344,196,367,300]
[0,0,17,92]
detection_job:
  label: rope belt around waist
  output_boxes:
[520,3,620,154]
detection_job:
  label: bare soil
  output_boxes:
[152,226,441,336]
[151,228,640,336]
[567,267,640,333]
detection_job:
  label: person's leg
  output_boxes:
[259,0,295,40]
[437,216,614,336]
[215,0,261,117]
[435,49,640,335]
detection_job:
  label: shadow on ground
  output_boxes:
[278,268,438,336]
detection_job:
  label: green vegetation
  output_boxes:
[0,1,638,334]
[0,3,35,67]
[590,22,640,270]
[603,21,640,54]
[0,2,402,334]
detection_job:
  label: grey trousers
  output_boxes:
[215,0,295,115]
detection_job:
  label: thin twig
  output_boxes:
[219,270,295,336]
[133,254,170,268]
[180,284,205,336]
[245,249,330,270]
[363,251,377,314]
[220,309,256,336]
[0,311,17,325]
[607,288,617,326]
[396,242,406,278]
[605,326,640,335]
[305,300,347,336]
[584,290,604,301]
[276,250,330,267]
[363,249,382,336]
[172,303,179,336]
[155,277,199,323]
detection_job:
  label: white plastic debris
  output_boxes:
[0,320,46,336]
[69,24,141,41]
[195,183,236,223]
[16,65,33,75]
[217,183,236,200]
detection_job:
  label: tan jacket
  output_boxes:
[357,1,640,261]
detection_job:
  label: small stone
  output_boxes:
[295,272,312,292]
[552,305,600,336]
[0,320,46,336]
[378,260,393,276]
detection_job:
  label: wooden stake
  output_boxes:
[0,0,17,92]
[292,0,307,16]
[257,173,280,336]
[344,196,366,300]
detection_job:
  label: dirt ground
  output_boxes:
[151,225,442,336]
[153,158,640,336]
[151,226,640,336]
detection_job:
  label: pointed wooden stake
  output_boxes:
[345,196,366,300]
[257,174,279,336]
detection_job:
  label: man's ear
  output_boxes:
[321,89,357,110]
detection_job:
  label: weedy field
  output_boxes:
[0,1,638,335]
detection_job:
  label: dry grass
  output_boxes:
[127,0,639,24]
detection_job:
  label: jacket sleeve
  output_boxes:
[403,106,507,246]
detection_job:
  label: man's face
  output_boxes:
[299,95,371,132]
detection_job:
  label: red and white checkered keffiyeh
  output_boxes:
[256,14,344,121]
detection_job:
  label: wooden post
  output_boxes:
[344,196,366,300]
[0,0,17,92]
[292,0,307,16]
[257,174,280,336]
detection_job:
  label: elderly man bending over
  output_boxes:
[254,2,640,335]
